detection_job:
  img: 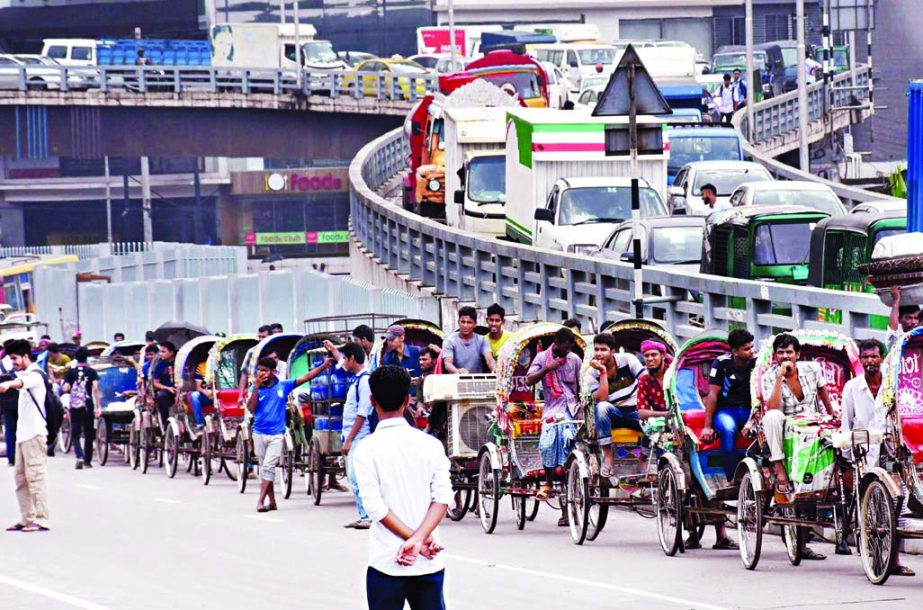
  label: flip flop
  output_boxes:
[21,524,49,532]
[890,565,916,577]
[713,537,739,550]
[5,523,25,532]
[802,547,826,561]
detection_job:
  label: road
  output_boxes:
[1,451,920,610]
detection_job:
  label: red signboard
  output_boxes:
[420,28,466,55]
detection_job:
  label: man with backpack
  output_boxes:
[0,339,54,532]
[62,347,102,470]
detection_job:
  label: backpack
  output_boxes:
[69,368,90,410]
[25,370,65,442]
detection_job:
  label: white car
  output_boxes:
[540,61,572,109]
[533,176,669,254]
[13,54,89,89]
[729,181,847,216]
[408,53,467,74]
[669,160,774,215]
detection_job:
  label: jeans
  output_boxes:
[3,407,17,465]
[714,406,750,479]
[366,568,445,610]
[154,390,173,427]
[189,391,212,426]
[346,439,369,521]
[70,408,94,464]
[595,401,641,447]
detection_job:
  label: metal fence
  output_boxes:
[349,126,891,345]
[5,65,439,101]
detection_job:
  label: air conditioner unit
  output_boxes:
[423,374,495,459]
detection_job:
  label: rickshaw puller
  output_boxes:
[526,328,582,524]
[151,342,177,427]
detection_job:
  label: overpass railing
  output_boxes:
[350,128,890,344]
[6,65,439,101]
[0,242,148,258]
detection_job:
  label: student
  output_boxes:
[341,343,374,530]
[62,347,102,470]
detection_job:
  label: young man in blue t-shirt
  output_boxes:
[247,355,333,512]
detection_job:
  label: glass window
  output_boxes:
[691,168,772,196]
[650,227,703,264]
[577,48,615,66]
[567,51,578,67]
[753,222,813,265]
[389,62,426,74]
[303,41,338,63]
[71,47,93,61]
[607,230,632,253]
[535,49,564,66]
[557,186,666,226]
[478,71,541,100]
[283,44,297,63]
[46,46,67,59]
[414,56,439,69]
[0,57,15,66]
[751,189,844,216]
[467,156,506,204]
[668,135,741,173]
[873,228,903,245]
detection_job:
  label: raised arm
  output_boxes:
[295,358,333,387]
[889,286,902,332]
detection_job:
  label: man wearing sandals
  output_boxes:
[1,340,50,532]
[761,333,834,560]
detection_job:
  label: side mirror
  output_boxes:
[562,100,575,110]
[453,190,464,205]
[702,66,712,75]
[668,185,684,197]
[534,208,554,222]
[619,251,636,264]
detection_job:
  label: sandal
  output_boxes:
[535,485,553,502]
[890,565,916,577]
[802,547,826,561]
[21,523,49,532]
[5,523,25,532]
[713,537,739,551]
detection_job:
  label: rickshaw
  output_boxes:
[736,330,866,570]
[130,353,169,474]
[373,318,445,427]
[100,341,145,361]
[566,320,678,545]
[860,325,923,584]
[86,341,109,362]
[809,213,905,329]
[92,350,141,466]
[238,333,303,496]
[202,334,259,491]
[163,336,220,481]
[477,323,587,534]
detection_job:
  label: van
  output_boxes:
[41,39,97,66]
[532,43,617,91]
[711,44,785,99]
[666,126,744,184]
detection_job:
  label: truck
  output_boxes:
[210,23,345,73]
[443,96,518,235]
[504,109,670,253]
[416,25,503,58]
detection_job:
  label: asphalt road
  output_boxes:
[1,451,921,610]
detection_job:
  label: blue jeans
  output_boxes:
[714,406,750,479]
[346,438,369,521]
[189,391,212,426]
[366,568,445,610]
[595,401,641,447]
[2,407,16,465]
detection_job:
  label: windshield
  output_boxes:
[833,49,848,69]
[577,48,615,66]
[413,56,438,69]
[873,228,904,245]
[480,71,541,99]
[692,168,771,196]
[753,222,813,265]
[18,57,42,65]
[558,186,665,225]
[467,156,506,204]
[780,48,798,67]
[651,227,704,264]
[752,189,843,216]
[304,41,339,63]
[714,51,766,70]
[669,134,741,173]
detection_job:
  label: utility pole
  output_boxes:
[448,0,457,68]
[744,0,755,141]
[141,156,152,246]
[796,0,810,171]
[628,62,643,320]
[294,0,303,90]
[104,155,113,251]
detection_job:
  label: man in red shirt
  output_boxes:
[636,340,671,420]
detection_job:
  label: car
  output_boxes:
[408,53,467,73]
[338,51,377,69]
[667,126,744,184]
[540,61,572,109]
[13,54,89,89]
[349,57,429,98]
[728,181,847,216]
[669,160,773,215]
[595,215,706,273]
[851,200,906,215]
[0,55,24,90]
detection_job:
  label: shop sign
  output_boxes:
[231,167,348,195]
[245,231,350,246]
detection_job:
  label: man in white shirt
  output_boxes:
[354,365,452,609]
[0,339,50,532]
[718,73,736,123]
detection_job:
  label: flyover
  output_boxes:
[347,64,902,343]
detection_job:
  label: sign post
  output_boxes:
[592,45,671,320]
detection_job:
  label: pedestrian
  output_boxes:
[354,365,452,610]
[1,339,50,532]
[340,342,373,529]
[62,347,102,470]
[46,343,72,385]
[731,68,746,108]
[442,306,496,374]
[1,343,19,466]
[71,331,82,347]
[718,73,735,124]
[247,355,332,512]
[237,325,271,407]
[486,304,512,359]
[700,183,732,213]
[324,324,379,372]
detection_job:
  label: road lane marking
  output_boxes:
[446,554,732,610]
[153,498,182,504]
[0,575,109,610]
[247,515,283,523]
[77,484,101,490]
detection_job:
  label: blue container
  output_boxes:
[315,416,329,431]
[328,404,343,417]
[330,416,343,432]
[909,81,923,233]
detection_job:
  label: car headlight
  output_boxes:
[567,244,598,255]
[427,179,441,191]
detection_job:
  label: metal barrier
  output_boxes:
[350,126,891,344]
[5,65,438,101]
[0,242,147,258]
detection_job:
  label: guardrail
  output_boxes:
[350,128,890,344]
[3,65,439,101]
[0,242,148,258]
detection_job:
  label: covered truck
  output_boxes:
[210,23,345,73]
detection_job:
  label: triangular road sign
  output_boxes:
[593,44,672,116]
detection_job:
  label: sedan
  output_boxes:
[595,216,706,273]
[669,160,773,215]
[729,181,847,216]
[13,54,90,89]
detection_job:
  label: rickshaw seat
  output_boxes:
[675,368,704,411]
[903,415,923,464]
[216,389,245,418]
[681,409,750,451]
[611,428,643,444]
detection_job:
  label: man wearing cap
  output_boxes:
[379,325,422,381]
[71,331,82,347]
